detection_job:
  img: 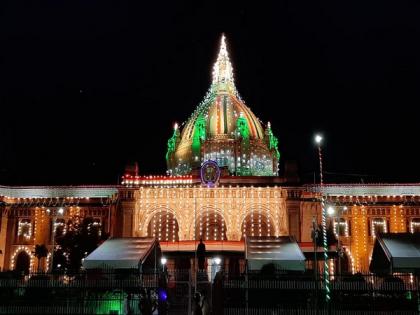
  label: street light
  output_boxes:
[314,133,330,303]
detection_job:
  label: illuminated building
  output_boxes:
[1,36,420,274]
[166,35,280,177]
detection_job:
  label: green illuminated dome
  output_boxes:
[166,35,280,176]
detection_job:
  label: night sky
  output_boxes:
[1,1,419,185]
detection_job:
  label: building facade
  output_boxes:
[1,36,420,274]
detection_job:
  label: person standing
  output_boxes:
[197,238,206,270]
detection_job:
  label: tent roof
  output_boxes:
[370,233,420,273]
[246,236,306,271]
[83,237,158,269]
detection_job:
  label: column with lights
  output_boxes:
[390,205,406,233]
[351,205,368,272]
[315,134,330,303]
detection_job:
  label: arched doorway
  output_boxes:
[147,210,179,242]
[194,208,227,241]
[15,251,30,275]
[241,212,274,239]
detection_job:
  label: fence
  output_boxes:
[0,270,419,314]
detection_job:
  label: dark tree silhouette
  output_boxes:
[54,217,108,271]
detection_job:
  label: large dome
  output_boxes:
[166,35,280,176]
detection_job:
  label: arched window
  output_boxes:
[370,218,387,238]
[410,218,420,233]
[54,218,67,237]
[17,219,32,241]
[241,212,274,239]
[334,218,349,237]
[195,209,227,241]
[147,210,179,242]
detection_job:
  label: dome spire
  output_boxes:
[212,34,236,93]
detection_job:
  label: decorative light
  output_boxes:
[410,219,420,233]
[329,259,335,281]
[327,206,335,216]
[17,220,32,239]
[10,246,34,272]
[45,252,52,271]
[221,189,225,241]
[371,218,387,238]
[54,219,67,236]
[333,219,349,237]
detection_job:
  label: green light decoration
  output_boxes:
[88,290,127,315]
[236,114,251,176]
[266,122,280,161]
[165,124,180,161]
[236,114,250,145]
[191,114,207,160]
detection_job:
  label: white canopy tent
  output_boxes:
[83,237,160,270]
[246,236,306,272]
[370,233,420,274]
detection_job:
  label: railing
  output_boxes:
[0,270,419,314]
[224,310,419,315]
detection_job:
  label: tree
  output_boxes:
[34,244,48,273]
[54,217,108,272]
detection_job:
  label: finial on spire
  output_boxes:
[212,34,236,91]
[174,122,178,130]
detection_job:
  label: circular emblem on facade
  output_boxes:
[201,160,221,187]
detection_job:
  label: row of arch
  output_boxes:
[144,208,277,242]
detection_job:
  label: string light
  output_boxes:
[122,174,193,186]
[343,246,355,274]
[53,219,67,236]
[17,220,32,239]
[371,218,387,239]
[45,252,51,272]
[10,246,34,272]
[410,219,420,233]
[333,219,349,237]
[206,206,209,241]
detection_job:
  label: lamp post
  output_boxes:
[315,134,330,303]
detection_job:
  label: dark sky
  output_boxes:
[1,1,419,185]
